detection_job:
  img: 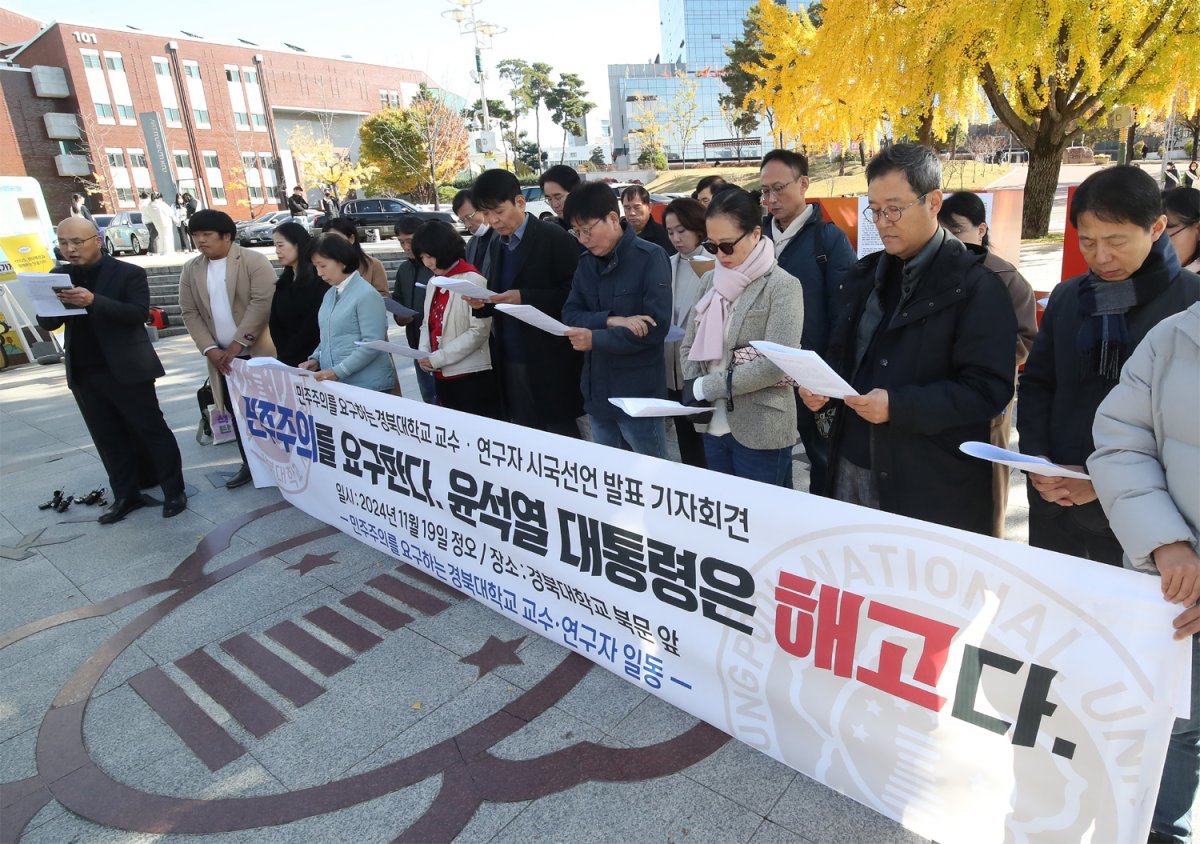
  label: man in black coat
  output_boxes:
[1018,165,1200,564]
[801,144,1016,535]
[621,185,675,256]
[39,217,186,523]
[760,149,857,493]
[467,169,583,437]
[392,215,436,403]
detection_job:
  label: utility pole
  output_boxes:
[443,0,505,136]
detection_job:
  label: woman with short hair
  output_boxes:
[410,221,500,418]
[299,234,394,391]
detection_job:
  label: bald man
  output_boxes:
[38,217,186,524]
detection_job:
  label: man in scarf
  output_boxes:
[1019,165,1200,564]
[802,144,1017,535]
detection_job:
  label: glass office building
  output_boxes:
[608,0,800,164]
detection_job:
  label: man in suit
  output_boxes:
[40,217,186,523]
[452,189,494,267]
[466,168,583,436]
[179,209,276,489]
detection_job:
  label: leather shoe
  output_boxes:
[162,493,187,518]
[98,497,144,525]
[225,465,253,489]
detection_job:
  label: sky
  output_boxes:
[6,0,664,143]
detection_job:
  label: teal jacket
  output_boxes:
[311,272,394,391]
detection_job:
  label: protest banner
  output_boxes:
[227,362,1189,844]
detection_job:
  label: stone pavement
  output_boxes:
[0,329,1035,843]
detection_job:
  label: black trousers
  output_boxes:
[1027,488,1124,566]
[436,370,502,419]
[795,394,830,494]
[215,367,249,466]
[72,371,184,500]
[501,362,581,438]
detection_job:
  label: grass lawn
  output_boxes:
[647,161,1013,197]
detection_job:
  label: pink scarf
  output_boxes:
[688,237,775,363]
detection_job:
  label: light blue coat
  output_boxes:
[311,272,394,391]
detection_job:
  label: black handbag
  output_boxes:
[197,378,214,439]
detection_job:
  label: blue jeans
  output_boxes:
[590,415,667,459]
[703,433,791,487]
[414,361,437,404]
[1153,635,1200,841]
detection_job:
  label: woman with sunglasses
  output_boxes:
[680,187,805,486]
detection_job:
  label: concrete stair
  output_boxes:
[147,250,408,339]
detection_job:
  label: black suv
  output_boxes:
[335,197,463,239]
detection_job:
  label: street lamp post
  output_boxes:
[443,0,505,135]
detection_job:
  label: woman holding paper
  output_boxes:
[269,223,325,367]
[299,235,395,391]
[411,221,501,418]
[680,188,805,486]
[664,198,714,468]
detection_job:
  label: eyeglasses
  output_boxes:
[569,219,607,241]
[55,235,99,249]
[457,210,477,224]
[863,194,928,224]
[760,179,797,196]
[701,230,750,255]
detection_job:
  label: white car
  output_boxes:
[519,186,558,221]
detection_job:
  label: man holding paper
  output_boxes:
[561,183,672,457]
[1018,166,1199,564]
[38,218,186,523]
[801,145,1015,535]
[468,169,583,437]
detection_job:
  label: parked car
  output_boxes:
[338,197,463,240]
[103,211,151,255]
[238,210,321,245]
[93,214,114,251]
[519,186,556,221]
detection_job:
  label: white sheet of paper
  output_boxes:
[435,278,494,300]
[244,357,315,377]
[495,303,571,336]
[666,325,686,343]
[17,273,86,317]
[749,340,859,399]
[355,339,430,360]
[384,298,419,318]
[958,441,1091,480]
[609,398,712,418]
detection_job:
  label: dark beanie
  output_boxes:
[188,209,236,236]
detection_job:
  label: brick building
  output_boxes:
[0,13,439,220]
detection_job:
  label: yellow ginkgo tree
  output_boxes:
[745,0,1199,236]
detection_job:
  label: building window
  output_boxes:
[379,90,388,109]
[153,59,170,77]
[105,151,124,168]
[164,107,182,124]
[184,64,201,79]
[202,152,220,168]
[94,102,114,119]
[117,104,136,120]
[105,55,124,71]
[243,70,258,84]
[225,68,240,82]
[251,113,266,128]
[128,151,148,168]
[241,153,257,171]
[116,188,136,203]
[258,154,274,170]
[82,54,102,69]
[234,112,250,130]
[174,152,193,169]
[248,186,264,200]
[211,186,227,201]
[193,109,210,125]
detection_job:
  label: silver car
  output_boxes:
[103,211,152,255]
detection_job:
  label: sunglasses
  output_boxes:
[701,230,750,255]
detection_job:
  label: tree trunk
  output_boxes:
[916,112,935,146]
[533,108,542,170]
[1022,133,1069,238]
[858,140,866,167]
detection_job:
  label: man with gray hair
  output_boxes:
[800,143,1016,534]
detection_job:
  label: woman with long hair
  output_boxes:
[662,197,714,468]
[269,222,325,366]
[321,217,389,295]
[680,187,805,486]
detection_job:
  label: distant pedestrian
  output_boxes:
[1184,161,1198,189]
[148,193,176,256]
[174,194,194,252]
[138,192,158,253]
[320,189,339,220]
[1165,162,1181,190]
[69,193,92,221]
[287,186,309,222]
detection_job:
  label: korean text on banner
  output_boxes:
[226,361,1189,844]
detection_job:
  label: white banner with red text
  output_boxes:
[227,360,1189,844]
